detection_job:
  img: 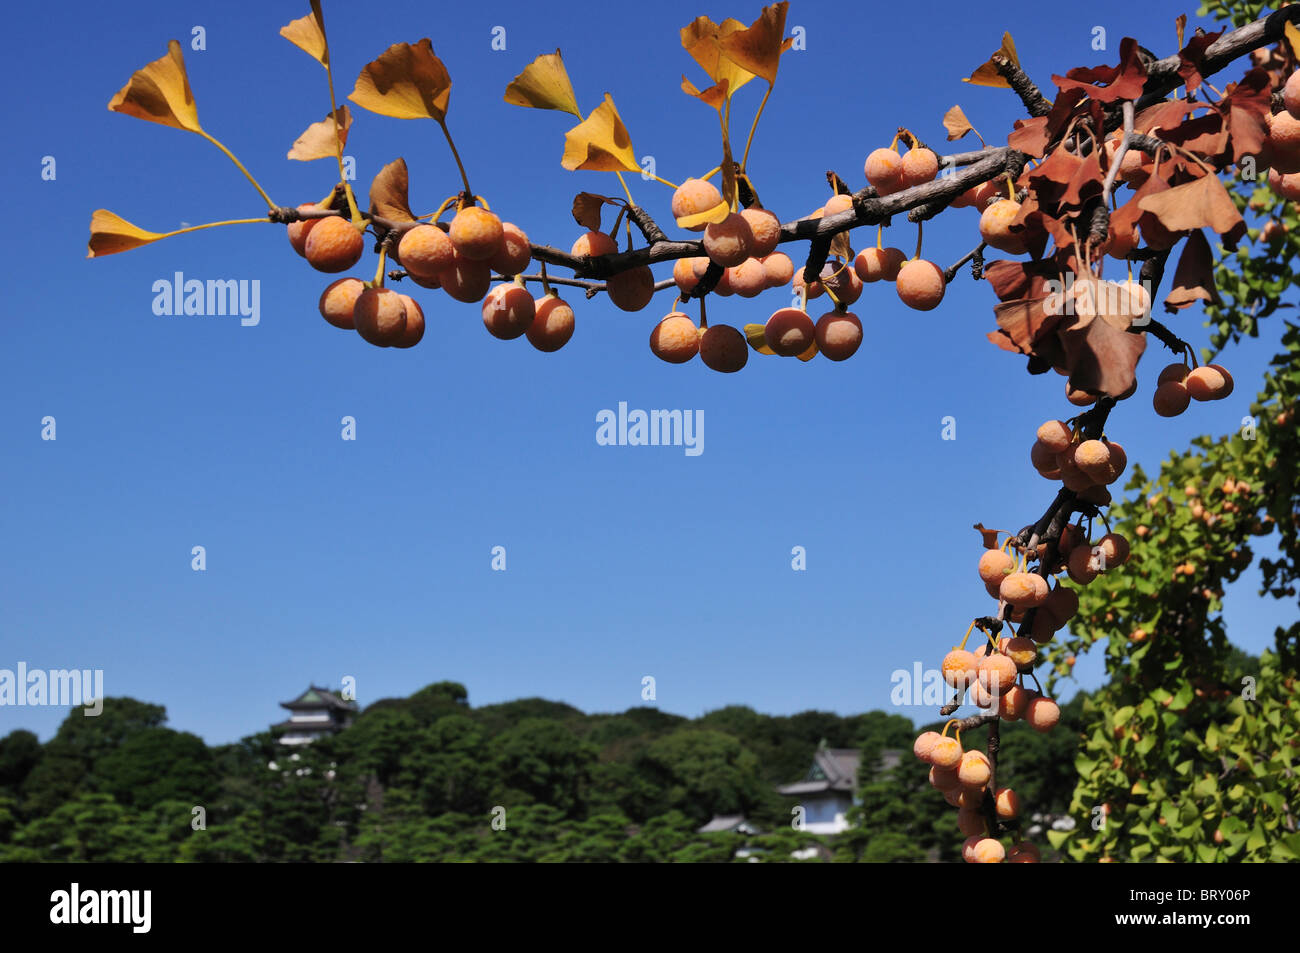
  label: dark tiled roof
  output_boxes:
[280,685,360,712]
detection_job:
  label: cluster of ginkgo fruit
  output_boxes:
[298,198,578,353]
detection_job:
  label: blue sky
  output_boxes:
[1,0,1292,744]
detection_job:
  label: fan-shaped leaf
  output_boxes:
[504,50,582,117]
[107,39,202,133]
[350,39,451,121]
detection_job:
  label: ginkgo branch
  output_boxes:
[992,54,1052,118]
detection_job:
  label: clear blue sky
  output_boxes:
[1,0,1291,744]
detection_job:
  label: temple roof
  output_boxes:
[279,685,360,712]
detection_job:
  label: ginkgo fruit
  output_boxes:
[287,202,321,256]
[1153,379,1191,417]
[649,312,699,364]
[526,294,575,352]
[961,835,984,863]
[703,214,754,268]
[1026,695,1061,732]
[821,263,863,305]
[977,653,1019,694]
[740,208,781,258]
[764,308,816,357]
[1096,532,1130,568]
[958,749,992,788]
[994,787,1020,819]
[901,147,939,188]
[1066,384,1098,406]
[318,277,365,330]
[999,684,1031,720]
[304,216,364,273]
[671,178,724,229]
[853,247,906,282]
[977,549,1016,587]
[727,258,767,298]
[1007,841,1041,863]
[673,257,705,294]
[1036,419,1073,453]
[792,268,824,300]
[606,266,655,312]
[1267,110,1300,173]
[930,765,961,792]
[572,230,618,258]
[979,199,1027,254]
[489,222,531,276]
[482,282,535,339]
[398,224,456,281]
[449,206,504,261]
[761,252,794,287]
[896,259,946,310]
[353,287,407,347]
[814,310,863,361]
[699,324,748,373]
[1285,69,1300,119]
[1043,584,1078,624]
[393,294,425,348]
[864,148,905,195]
[439,250,493,303]
[929,735,963,769]
[1185,365,1230,401]
[942,649,979,689]
[1067,545,1099,585]
[1000,571,1048,607]
[957,808,985,837]
[1001,636,1037,669]
[1157,362,1189,385]
[1207,363,1234,397]
[913,731,942,762]
[823,193,855,216]
[1073,439,1112,483]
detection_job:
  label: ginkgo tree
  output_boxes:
[88,0,1300,862]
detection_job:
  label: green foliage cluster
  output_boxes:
[3,685,997,863]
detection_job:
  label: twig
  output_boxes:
[945,243,987,284]
[993,54,1053,118]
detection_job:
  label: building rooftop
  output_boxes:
[279,685,360,712]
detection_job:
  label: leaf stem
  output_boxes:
[438,118,473,198]
[196,131,276,210]
[740,83,773,171]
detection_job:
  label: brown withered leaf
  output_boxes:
[1135,99,1197,135]
[717,2,791,85]
[682,75,729,112]
[1164,229,1222,311]
[572,192,613,231]
[1060,156,1104,211]
[973,523,1002,550]
[87,209,169,257]
[1176,29,1223,93]
[944,105,974,141]
[561,94,640,172]
[504,50,582,117]
[964,32,1020,89]
[1052,37,1148,103]
[1224,69,1272,164]
[350,39,451,121]
[988,329,1022,354]
[985,260,1034,301]
[994,295,1057,353]
[1058,311,1146,397]
[1137,173,1245,245]
[369,157,416,222]
[1027,147,1084,207]
[1044,87,1089,138]
[107,39,202,133]
[288,106,351,160]
[281,2,328,67]
[681,16,755,99]
[1007,117,1049,158]
[829,233,854,261]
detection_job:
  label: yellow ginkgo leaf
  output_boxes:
[280,2,329,67]
[350,38,452,121]
[675,199,731,231]
[744,323,777,355]
[107,39,202,133]
[288,106,351,160]
[1285,20,1300,62]
[681,16,755,99]
[682,76,728,112]
[87,209,168,257]
[944,104,974,141]
[963,32,1020,89]
[717,2,791,86]
[561,94,639,172]
[504,50,582,117]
